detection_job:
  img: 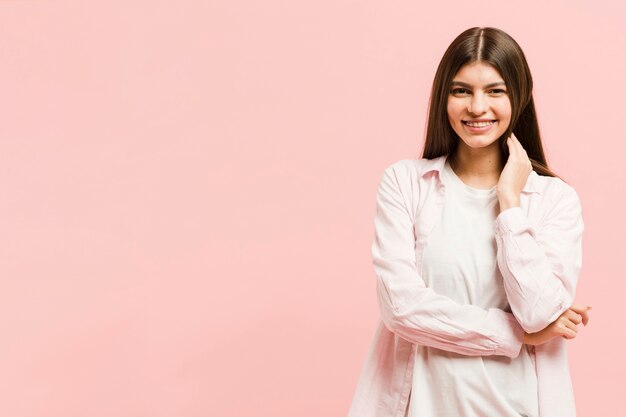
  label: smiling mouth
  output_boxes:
[463,120,497,126]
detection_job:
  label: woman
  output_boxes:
[347,27,591,417]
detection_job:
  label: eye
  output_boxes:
[450,88,469,94]
[489,89,507,95]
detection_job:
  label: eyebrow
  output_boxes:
[451,81,506,88]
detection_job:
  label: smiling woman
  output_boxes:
[347,26,589,417]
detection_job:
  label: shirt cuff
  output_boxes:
[494,206,530,235]
[487,308,525,358]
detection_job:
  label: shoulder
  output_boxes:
[375,157,446,206]
[380,155,446,179]
[381,159,418,179]
[376,158,433,194]
[532,173,581,202]
[531,173,583,217]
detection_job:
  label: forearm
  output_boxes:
[493,186,583,333]
[376,276,526,358]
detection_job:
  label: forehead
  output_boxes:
[452,62,505,86]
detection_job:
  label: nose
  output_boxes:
[468,92,488,114]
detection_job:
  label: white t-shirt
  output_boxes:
[407,159,539,417]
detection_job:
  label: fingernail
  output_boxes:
[587,306,592,310]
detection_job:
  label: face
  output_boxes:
[447,61,512,151]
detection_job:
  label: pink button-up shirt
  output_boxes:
[347,154,584,417]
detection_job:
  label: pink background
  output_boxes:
[0,1,622,416]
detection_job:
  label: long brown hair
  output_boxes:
[421,26,560,179]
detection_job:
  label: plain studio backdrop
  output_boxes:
[0,1,622,416]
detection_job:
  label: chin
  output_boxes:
[459,136,500,149]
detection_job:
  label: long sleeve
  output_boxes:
[372,165,525,358]
[494,181,584,333]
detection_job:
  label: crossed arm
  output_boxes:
[372,165,584,358]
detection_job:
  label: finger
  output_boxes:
[569,305,592,325]
[512,134,529,158]
[568,304,589,314]
[558,322,578,339]
[563,319,579,334]
[565,310,583,325]
[560,326,577,340]
[512,134,528,161]
[579,309,590,326]
[510,133,530,159]
[510,132,521,147]
[506,136,514,149]
[569,306,591,326]
[507,136,521,159]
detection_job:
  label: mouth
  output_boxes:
[462,119,497,133]
[462,120,497,127]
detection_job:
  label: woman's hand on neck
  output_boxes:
[495,134,533,211]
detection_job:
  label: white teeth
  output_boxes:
[465,121,495,127]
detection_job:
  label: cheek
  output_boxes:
[447,102,461,121]
[502,102,512,119]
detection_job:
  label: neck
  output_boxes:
[449,142,504,180]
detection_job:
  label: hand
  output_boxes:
[497,133,533,211]
[523,304,592,346]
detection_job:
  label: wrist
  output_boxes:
[498,195,520,211]
[523,332,532,345]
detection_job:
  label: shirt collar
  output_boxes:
[419,154,541,194]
